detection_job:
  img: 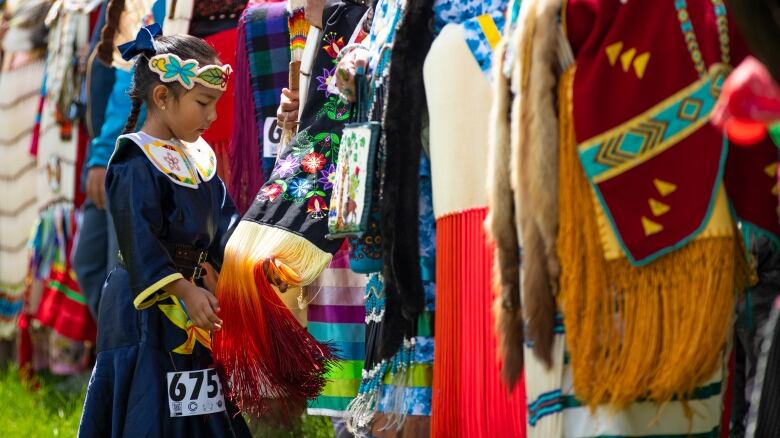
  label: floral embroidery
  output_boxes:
[322,32,346,60]
[149,54,233,90]
[315,132,340,158]
[274,154,301,178]
[254,28,352,219]
[151,54,198,87]
[319,95,351,121]
[302,152,326,174]
[307,195,328,219]
[316,66,339,97]
[262,183,283,201]
[288,177,313,199]
[319,164,336,189]
[163,152,181,172]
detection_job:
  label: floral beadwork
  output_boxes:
[302,152,327,173]
[319,164,336,189]
[260,125,345,216]
[316,66,339,96]
[319,95,351,121]
[322,32,347,61]
[254,18,352,220]
[148,53,232,90]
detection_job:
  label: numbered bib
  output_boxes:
[167,368,226,417]
[263,117,283,159]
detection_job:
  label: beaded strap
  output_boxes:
[674,0,730,77]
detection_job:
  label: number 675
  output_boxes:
[169,369,219,402]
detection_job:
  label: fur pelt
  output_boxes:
[487,0,562,373]
[486,36,524,389]
[378,0,436,360]
[514,0,562,369]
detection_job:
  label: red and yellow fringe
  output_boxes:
[214,221,334,418]
[556,67,750,409]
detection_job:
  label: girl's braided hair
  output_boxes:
[96,0,125,66]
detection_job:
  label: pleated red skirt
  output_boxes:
[432,208,526,437]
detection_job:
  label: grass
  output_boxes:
[0,365,335,437]
[0,366,86,437]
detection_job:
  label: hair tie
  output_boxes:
[118,23,162,61]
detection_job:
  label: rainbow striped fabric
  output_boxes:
[307,247,368,416]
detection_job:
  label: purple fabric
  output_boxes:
[308,304,366,324]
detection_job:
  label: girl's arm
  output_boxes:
[106,144,187,309]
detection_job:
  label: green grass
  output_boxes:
[0,367,86,437]
[0,366,335,437]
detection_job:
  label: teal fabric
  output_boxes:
[85,0,165,169]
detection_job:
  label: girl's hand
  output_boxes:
[276,88,300,129]
[166,279,222,331]
[335,49,368,103]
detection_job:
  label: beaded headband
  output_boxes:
[148,53,232,90]
[118,24,232,91]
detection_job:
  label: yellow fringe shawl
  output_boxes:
[556,67,750,409]
[218,221,333,323]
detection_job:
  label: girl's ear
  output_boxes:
[151,84,170,110]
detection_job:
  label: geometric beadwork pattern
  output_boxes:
[594,120,668,167]
[578,64,730,184]
[678,97,703,121]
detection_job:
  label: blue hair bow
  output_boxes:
[118,23,162,61]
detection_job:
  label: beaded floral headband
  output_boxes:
[119,23,233,91]
[148,53,232,90]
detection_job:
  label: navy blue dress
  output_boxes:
[78,132,250,437]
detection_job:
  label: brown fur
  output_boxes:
[486,38,524,389]
[513,0,562,368]
[485,0,562,371]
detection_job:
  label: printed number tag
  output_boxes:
[263,117,283,159]
[167,368,226,417]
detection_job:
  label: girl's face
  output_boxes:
[161,84,223,143]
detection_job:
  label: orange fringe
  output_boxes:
[213,222,334,418]
[556,67,749,409]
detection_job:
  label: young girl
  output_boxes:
[78,24,250,437]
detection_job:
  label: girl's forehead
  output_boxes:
[188,85,224,99]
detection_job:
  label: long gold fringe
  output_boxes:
[556,67,750,409]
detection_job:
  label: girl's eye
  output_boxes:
[197,101,208,106]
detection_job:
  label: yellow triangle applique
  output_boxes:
[620,48,636,72]
[633,52,650,79]
[764,163,777,178]
[648,198,670,216]
[181,137,217,182]
[606,42,623,66]
[653,178,677,196]
[641,216,664,236]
